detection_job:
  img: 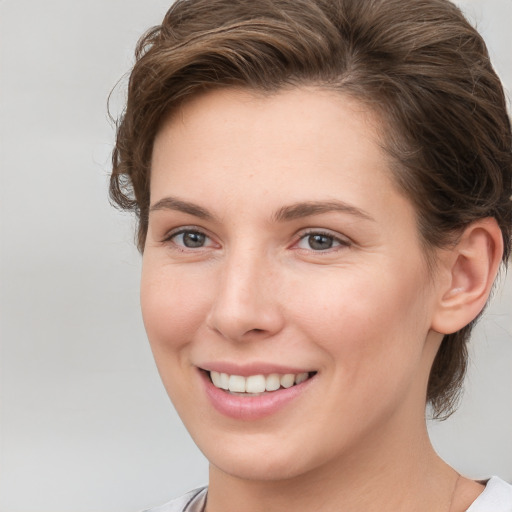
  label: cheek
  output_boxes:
[139,262,215,413]
[293,265,431,383]
[140,260,211,357]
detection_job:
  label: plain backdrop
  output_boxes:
[0,1,511,511]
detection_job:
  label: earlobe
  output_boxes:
[431,218,504,335]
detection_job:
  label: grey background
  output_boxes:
[0,1,510,511]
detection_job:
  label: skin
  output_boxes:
[141,87,496,512]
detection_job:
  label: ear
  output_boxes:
[431,218,504,335]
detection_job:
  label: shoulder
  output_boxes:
[142,487,208,512]
[467,477,512,512]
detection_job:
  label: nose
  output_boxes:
[206,246,285,342]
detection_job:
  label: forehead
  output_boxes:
[150,87,418,230]
[160,86,382,144]
[151,86,392,192]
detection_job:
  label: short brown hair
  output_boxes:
[110,0,512,418]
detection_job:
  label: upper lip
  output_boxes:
[198,361,314,376]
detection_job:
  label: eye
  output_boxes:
[296,231,350,251]
[166,229,214,249]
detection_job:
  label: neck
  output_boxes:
[206,415,457,512]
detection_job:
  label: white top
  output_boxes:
[467,477,512,512]
[144,476,512,512]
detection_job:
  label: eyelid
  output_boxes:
[159,225,351,252]
[161,225,218,249]
[294,228,352,251]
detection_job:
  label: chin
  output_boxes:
[197,431,329,483]
[210,452,311,482]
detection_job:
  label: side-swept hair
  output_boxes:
[111,0,512,418]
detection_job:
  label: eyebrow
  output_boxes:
[150,197,214,220]
[272,200,375,223]
[150,196,374,223]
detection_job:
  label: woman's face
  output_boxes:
[141,87,444,481]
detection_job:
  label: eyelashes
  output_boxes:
[296,230,351,252]
[168,230,212,249]
[162,227,217,251]
[162,227,351,254]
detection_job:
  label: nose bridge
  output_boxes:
[207,240,282,341]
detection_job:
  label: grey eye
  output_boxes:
[307,234,334,250]
[296,231,349,252]
[175,231,207,248]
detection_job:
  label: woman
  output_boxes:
[110,0,512,510]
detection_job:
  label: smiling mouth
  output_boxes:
[206,370,316,395]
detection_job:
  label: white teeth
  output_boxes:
[210,371,222,388]
[228,374,246,393]
[246,375,266,393]
[209,371,312,393]
[295,372,309,384]
[265,373,281,391]
[219,373,229,390]
[280,374,295,388]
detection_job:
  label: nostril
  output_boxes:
[206,298,285,342]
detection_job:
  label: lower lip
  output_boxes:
[201,371,314,421]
